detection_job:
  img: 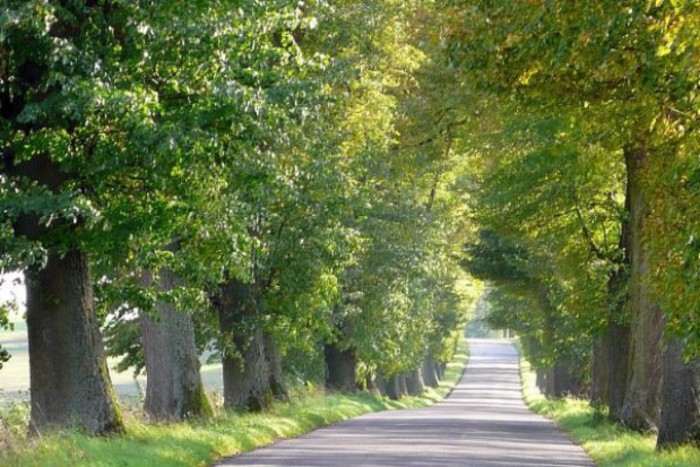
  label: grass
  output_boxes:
[519,357,700,467]
[0,338,468,467]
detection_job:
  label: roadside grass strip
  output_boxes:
[0,339,468,467]
[519,357,700,467]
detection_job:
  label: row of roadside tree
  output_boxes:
[0,1,477,434]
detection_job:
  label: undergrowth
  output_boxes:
[0,339,468,467]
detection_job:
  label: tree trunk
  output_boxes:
[324,343,357,392]
[385,374,408,400]
[536,369,547,393]
[214,279,271,412]
[544,363,579,398]
[405,368,425,396]
[620,147,663,431]
[436,362,446,380]
[554,364,578,397]
[590,332,608,407]
[264,332,288,401]
[384,375,400,400]
[398,372,408,396]
[373,373,388,396]
[605,172,632,423]
[544,367,555,397]
[365,371,381,395]
[140,269,212,421]
[25,250,124,434]
[422,358,440,388]
[656,338,700,449]
[607,321,630,422]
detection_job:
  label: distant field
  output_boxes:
[0,319,224,406]
[0,319,27,343]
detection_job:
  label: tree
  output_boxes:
[0,0,135,434]
[437,0,700,444]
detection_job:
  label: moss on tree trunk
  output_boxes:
[140,268,212,421]
[26,250,124,434]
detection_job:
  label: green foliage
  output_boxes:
[1,0,477,438]
[436,0,700,356]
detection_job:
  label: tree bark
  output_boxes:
[544,363,580,398]
[373,373,388,396]
[385,373,408,400]
[264,332,288,401]
[656,338,700,449]
[536,369,547,393]
[606,321,630,422]
[398,372,408,397]
[544,367,555,398]
[214,279,271,412]
[605,171,632,423]
[422,358,440,388]
[25,250,124,434]
[620,147,663,431]
[140,269,212,421]
[324,343,357,392]
[405,368,425,396]
[590,332,608,408]
[436,362,446,380]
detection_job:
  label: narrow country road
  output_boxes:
[216,339,594,466]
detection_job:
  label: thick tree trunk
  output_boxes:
[324,343,357,392]
[605,173,632,423]
[140,269,211,421]
[607,321,630,422]
[373,373,388,396]
[264,332,288,401]
[365,371,382,395]
[215,279,271,411]
[554,364,579,396]
[536,369,547,393]
[436,362,446,380]
[398,373,408,396]
[656,338,700,449]
[544,363,579,398]
[422,358,440,388]
[590,332,608,407]
[405,368,425,396]
[385,373,408,400]
[25,250,123,434]
[544,367,555,398]
[620,148,663,431]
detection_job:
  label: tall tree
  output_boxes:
[0,0,133,434]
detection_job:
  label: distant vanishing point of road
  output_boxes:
[216,339,594,467]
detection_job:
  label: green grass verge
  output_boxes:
[519,357,700,467]
[0,339,468,467]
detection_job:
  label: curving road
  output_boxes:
[216,339,594,467]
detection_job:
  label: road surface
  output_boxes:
[216,339,593,466]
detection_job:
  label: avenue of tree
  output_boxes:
[0,0,475,435]
[1,0,699,454]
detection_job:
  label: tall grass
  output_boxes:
[519,358,700,467]
[0,339,468,467]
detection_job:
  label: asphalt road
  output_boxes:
[216,339,594,466]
